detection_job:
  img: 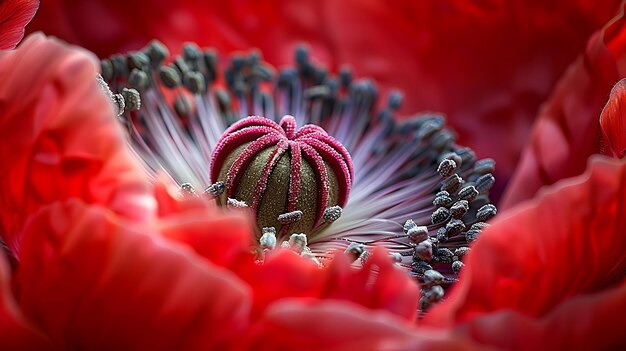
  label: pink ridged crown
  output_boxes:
[210,115,353,236]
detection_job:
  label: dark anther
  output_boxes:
[100,59,113,81]
[406,224,429,244]
[465,229,481,242]
[458,186,479,202]
[475,173,495,193]
[431,130,454,151]
[436,247,455,263]
[436,227,448,242]
[450,200,469,219]
[388,90,403,110]
[414,239,433,261]
[183,71,206,94]
[146,40,169,67]
[112,93,125,116]
[344,243,365,262]
[454,247,470,258]
[445,219,466,236]
[128,69,149,92]
[442,152,463,168]
[122,88,141,111]
[431,207,450,225]
[183,43,202,64]
[455,147,476,165]
[174,95,193,117]
[417,120,442,140]
[159,65,182,88]
[477,204,497,221]
[304,85,331,100]
[423,269,444,286]
[437,159,458,178]
[110,54,128,77]
[323,206,343,222]
[433,191,453,207]
[440,174,463,193]
[452,260,464,274]
[127,52,150,71]
[204,181,225,198]
[411,260,433,274]
[474,158,495,174]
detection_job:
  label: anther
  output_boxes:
[442,152,463,168]
[159,65,182,88]
[122,88,141,111]
[417,120,442,140]
[458,185,479,202]
[183,71,206,94]
[476,204,497,221]
[323,206,342,222]
[436,227,448,242]
[452,261,464,274]
[112,94,125,116]
[344,243,365,262]
[407,225,429,244]
[431,207,450,225]
[387,90,403,110]
[389,252,403,263]
[259,227,277,250]
[278,210,303,224]
[471,222,489,231]
[288,233,307,254]
[465,229,481,242]
[423,269,444,286]
[174,95,193,117]
[436,247,455,263]
[411,261,433,274]
[127,52,150,71]
[437,158,458,178]
[227,198,248,208]
[433,191,453,207]
[180,183,196,196]
[445,219,466,236]
[450,200,469,219]
[440,174,463,193]
[414,239,433,261]
[100,59,113,81]
[128,69,149,92]
[475,173,495,193]
[146,40,169,67]
[454,247,470,258]
[474,158,495,174]
[204,181,225,198]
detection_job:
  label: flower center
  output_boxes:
[209,115,352,238]
[99,40,499,314]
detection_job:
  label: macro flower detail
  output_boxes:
[209,115,353,237]
[101,41,498,309]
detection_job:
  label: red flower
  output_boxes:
[26,0,623,200]
[2,2,626,350]
[0,0,38,49]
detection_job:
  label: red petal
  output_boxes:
[0,0,38,49]
[27,1,622,198]
[0,34,154,254]
[0,251,51,350]
[501,5,626,209]
[600,79,626,158]
[425,156,626,341]
[15,200,251,349]
[241,300,488,350]
[454,278,626,349]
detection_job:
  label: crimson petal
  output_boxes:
[502,5,626,208]
[15,200,251,350]
[0,34,154,254]
[0,0,38,49]
[600,79,626,158]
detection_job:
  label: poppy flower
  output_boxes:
[3,2,626,351]
[26,0,624,200]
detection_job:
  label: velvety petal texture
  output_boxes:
[425,156,626,349]
[600,79,626,158]
[502,5,626,208]
[26,0,623,198]
[0,0,38,49]
[0,33,155,254]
